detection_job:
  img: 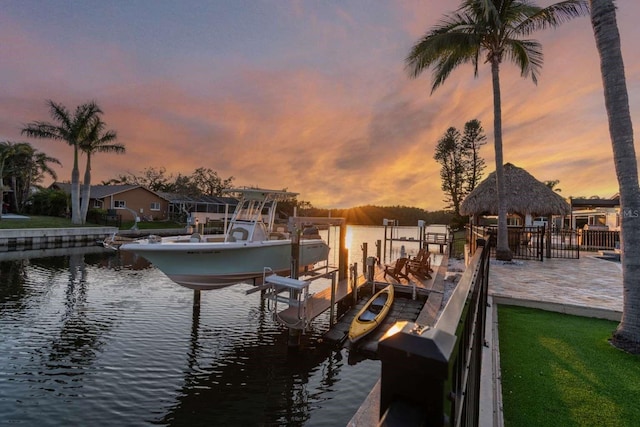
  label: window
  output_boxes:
[114,200,126,209]
[150,202,160,211]
[93,200,103,209]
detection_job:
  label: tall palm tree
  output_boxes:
[590,0,639,353]
[79,117,124,223]
[406,0,589,260]
[22,100,101,224]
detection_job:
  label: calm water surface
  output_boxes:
[0,225,438,426]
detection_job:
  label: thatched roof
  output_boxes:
[460,163,570,216]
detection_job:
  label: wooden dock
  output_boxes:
[322,253,446,350]
[268,252,448,353]
[276,269,356,327]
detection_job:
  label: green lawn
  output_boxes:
[498,305,640,427]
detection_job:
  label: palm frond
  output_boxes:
[516,0,589,35]
[505,38,543,84]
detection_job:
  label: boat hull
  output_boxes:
[348,285,394,344]
[121,238,330,290]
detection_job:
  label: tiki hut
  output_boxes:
[461,163,570,220]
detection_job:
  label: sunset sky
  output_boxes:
[1,1,638,211]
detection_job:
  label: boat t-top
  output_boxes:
[120,188,330,290]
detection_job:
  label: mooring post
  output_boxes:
[193,289,201,308]
[361,242,368,273]
[376,240,381,264]
[351,263,358,305]
[288,227,302,348]
[338,223,348,281]
[329,271,336,326]
[383,219,388,263]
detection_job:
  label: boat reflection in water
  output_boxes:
[0,244,379,426]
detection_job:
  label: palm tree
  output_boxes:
[0,141,17,219]
[22,100,101,224]
[8,144,60,213]
[544,179,562,192]
[79,117,124,223]
[590,0,639,353]
[406,0,589,260]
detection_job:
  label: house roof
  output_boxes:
[157,192,237,205]
[570,197,620,209]
[460,163,571,217]
[51,182,169,200]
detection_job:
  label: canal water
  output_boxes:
[0,225,442,426]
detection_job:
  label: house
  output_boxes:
[51,183,170,221]
[569,195,620,231]
[157,192,238,225]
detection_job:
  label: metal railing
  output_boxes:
[377,236,492,426]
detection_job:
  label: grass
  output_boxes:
[0,215,183,230]
[498,305,640,427]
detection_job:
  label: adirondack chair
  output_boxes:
[383,257,410,282]
[411,248,433,273]
[406,251,432,280]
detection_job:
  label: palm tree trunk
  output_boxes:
[591,0,640,353]
[71,146,81,225]
[491,58,512,261]
[80,153,92,224]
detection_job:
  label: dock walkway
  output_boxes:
[324,253,448,350]
[277,270,353,327]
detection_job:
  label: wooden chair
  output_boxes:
[406,251,432,280]
[384,257,410,282]
[412,248,433,271]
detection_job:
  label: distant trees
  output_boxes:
[301,204,454,226]
[434,119,487,221]
[104,166,234,197]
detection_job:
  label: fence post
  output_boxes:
[378,323,456,426]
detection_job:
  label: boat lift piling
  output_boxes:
[263,216,352,348]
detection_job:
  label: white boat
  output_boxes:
[120,188,330,290]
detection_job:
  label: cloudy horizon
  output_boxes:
[1,1,638,210]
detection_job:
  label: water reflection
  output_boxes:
[0,242,380,426]
[163,286,345,426]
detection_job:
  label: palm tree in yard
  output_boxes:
[590,0,639,353]
[0,141,18,219]
[22,100,101,224]
[9,144,60,213]
[79,117,124,223]
[406,0,589,260]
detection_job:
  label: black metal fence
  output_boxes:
[468,226,586,260]
[377,236,492,426]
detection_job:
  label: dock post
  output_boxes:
[376,240,381,264]
[329,271,336,326]
[361,242,368,272]
[351,263,358,305]
[339,224,348,281]
[383,219,388,263]
[288,328,301,348]
[193,289,201,308]
[291,227,300,279]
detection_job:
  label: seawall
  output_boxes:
[0,227,118,250]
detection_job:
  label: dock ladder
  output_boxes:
[263,274,311,330]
